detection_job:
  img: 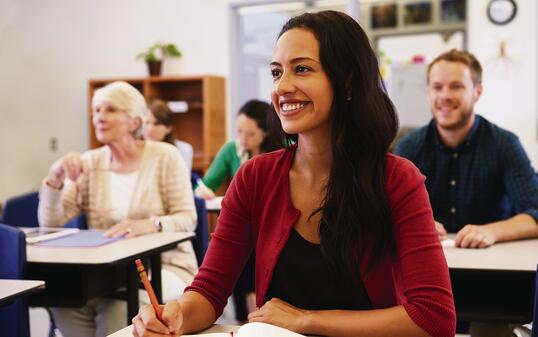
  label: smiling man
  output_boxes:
[395,49,538,250]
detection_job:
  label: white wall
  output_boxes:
[0,0,229,202]
[468,0,538,167]
[0,0,537,203]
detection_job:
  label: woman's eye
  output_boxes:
[296,65,310,73]
[271,69,281,78]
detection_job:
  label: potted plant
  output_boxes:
[137,43,182,76]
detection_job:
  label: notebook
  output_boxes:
[205,196,223,211]
[183,322,305,337]
[23,227,80,244]
[34,230,122,247]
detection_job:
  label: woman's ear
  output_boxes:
[130,116,142,133]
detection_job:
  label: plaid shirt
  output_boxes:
[394,115,538,233]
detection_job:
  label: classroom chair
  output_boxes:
[2,191,87,229]
[0,223,30,337]
[2,192,40,227]
[193,196,209,266]
[2,191,85,337]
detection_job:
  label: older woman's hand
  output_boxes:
[46,152,86,189]
[104,218,158,238]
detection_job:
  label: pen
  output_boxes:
[135,259,163,321]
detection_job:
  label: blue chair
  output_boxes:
[2,192,40,227]
[191,172,202,189]
[532,266,538,337]
[192,197,209,266]
[2,191,86,337]
[0,223,30,337]
[2,191,87,229]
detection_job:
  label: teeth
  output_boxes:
[281,103,305,112]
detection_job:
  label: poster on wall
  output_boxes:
[441,0,466,22]
[404,2,432,25]
[371,3,398,29]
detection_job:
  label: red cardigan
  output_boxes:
[186,147,455,337]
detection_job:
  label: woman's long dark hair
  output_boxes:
[238,99,286,153]
[279,11,399,278]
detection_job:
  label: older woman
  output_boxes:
[38,81,197,337]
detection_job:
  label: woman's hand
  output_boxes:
[132,302,183,337]
[194,183,216,200]
[247,298,309,333]
[104,218,157,238]
[47,152,86,188]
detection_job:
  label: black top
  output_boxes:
[265,228,372,310]
[394,115,538,233]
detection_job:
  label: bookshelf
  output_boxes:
[87,76,226,173]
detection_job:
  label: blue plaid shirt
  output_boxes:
[394,115,538,233]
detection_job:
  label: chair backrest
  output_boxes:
[532,266,538,337]
[2,191,88,230]
[2,192,40,227]
[192,197,209,266]
[0,223,30,337]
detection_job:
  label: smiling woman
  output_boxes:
[269,30,333,137]
[134,11,455,337]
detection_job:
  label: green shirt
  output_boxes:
[202,141,243,191]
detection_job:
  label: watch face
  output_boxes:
[487,0,517,25]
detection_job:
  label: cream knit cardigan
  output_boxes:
[38,140,198,281]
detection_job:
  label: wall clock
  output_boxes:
[487,0,517,25]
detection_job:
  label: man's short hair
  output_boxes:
[427,49,482,85]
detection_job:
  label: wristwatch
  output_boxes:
[151,216,162,232]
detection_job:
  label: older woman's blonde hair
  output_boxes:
[91,81,147,139]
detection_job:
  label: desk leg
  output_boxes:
[127,263,139,322]
[150,254,163,303]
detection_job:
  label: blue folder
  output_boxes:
[35,230,122,247]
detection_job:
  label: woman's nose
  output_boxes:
[274,72,295,96]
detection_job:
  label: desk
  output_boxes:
[27,231,194,322]
[0,279,45,306]
[443,235,538,323]
[109,324,239,337]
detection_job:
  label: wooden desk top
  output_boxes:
[0,279,45,306]
[443,235,538,271]
[27,231,194,265]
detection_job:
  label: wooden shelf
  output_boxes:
[87,76,226,173]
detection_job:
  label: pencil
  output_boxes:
[135,259,163,321]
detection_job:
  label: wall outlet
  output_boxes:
[49,137,58,152]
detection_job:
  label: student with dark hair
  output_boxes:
[133,11,455,337]
[194,99,285,200]
[143,99,194,173]
[194,99,285,322]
